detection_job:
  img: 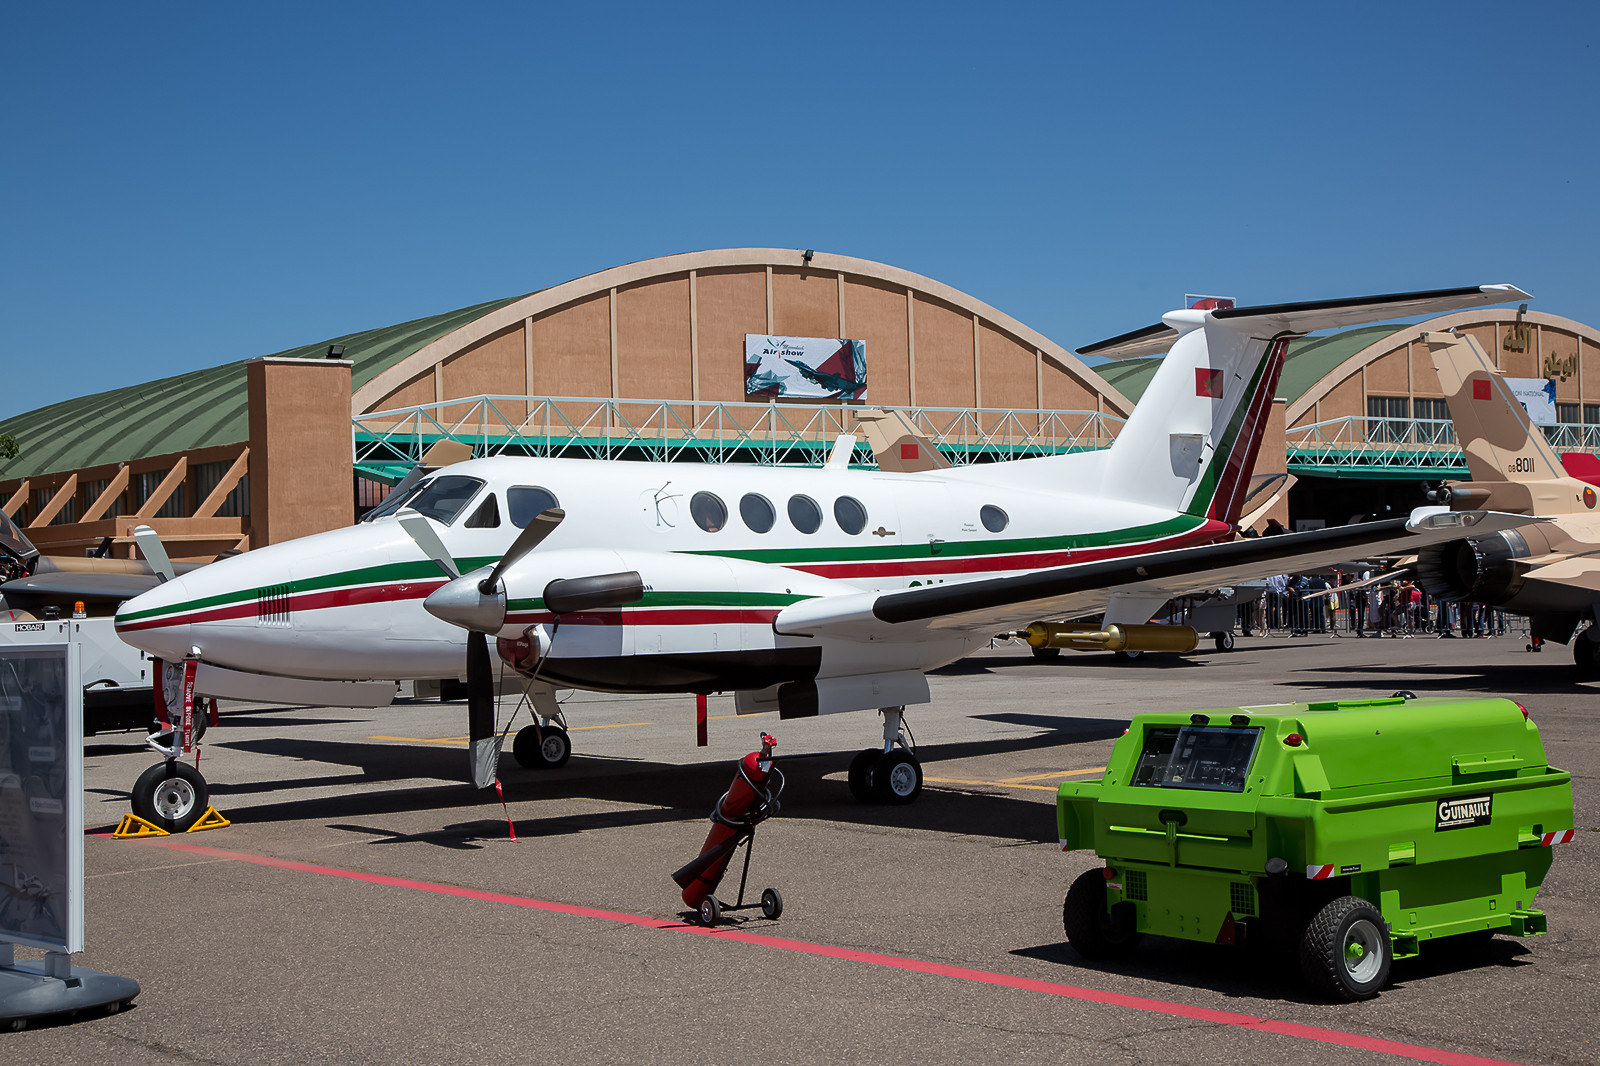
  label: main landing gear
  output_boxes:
[512,712,572,770]
[847,706,922,805]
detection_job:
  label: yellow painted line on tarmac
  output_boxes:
[709,711,773,720]
[924,767,1106,793]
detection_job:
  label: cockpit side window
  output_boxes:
[463,493,501,528]
[508,486,561,528]
[362,480,426,523]
[406,476,485,525]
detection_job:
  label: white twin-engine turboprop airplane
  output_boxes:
[115,284,1532,829]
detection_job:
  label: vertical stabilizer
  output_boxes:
[1427,331,1565,484]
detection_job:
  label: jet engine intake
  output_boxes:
[1024,621,1199,653]
[1415,528,1532,604]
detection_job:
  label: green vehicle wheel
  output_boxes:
[1063,869,1140,960]
[1299,895,1392,1000]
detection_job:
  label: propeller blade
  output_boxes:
[398,511,460,578]
[132,525,176,583]
[466,630,500,789]
[479,508,565,595]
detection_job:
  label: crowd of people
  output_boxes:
[1238,573,1512,639]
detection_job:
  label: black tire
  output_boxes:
[698,895,721,927]
[512,724,571,769]
[1062,869,1141,959]
[131,760,209,833]
[1213,631,1235,652]
[1574,633,1600,677]
[1030,645,1061,661]
[761,887,784,920]
[1299,895,1392,1001]
[847,748,881,803]
[1113,649,1144,662]
[873,752,922,805]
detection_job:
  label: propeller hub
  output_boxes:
[424,575,506,634]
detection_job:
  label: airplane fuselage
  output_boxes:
[116,453,1228,692]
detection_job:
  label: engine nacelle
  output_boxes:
[1415,528,1535,604]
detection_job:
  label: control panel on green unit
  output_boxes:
[1131,726,1262,792]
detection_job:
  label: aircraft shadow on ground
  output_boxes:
[1285,661,1594,696]
[1012,933,1532,1005]
[934,654,1205,675]
[100,728,1108,847]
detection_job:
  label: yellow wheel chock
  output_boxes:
[113,806,230,839]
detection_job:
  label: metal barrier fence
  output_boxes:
[1232,588,1525,640]
[352,395,1127,475]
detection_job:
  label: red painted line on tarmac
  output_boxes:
[124,837,1522,1066]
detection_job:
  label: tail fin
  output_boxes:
[1426,331,1565,483]
[1087,285,1531,525]
[1426,330,1596,514]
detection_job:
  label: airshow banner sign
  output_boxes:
[1506,377,1557,425]
[0,643,84,954]
[745,335,867,401]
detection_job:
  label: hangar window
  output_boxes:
[788,494,822,534]
[464,493,501,528]
[740,493,776,533]
[833,496,867,535]
[980,505,1009,532]
[1366,396,1410,445]
[508,486,561,527]
[407,476,485,525]
[691,491,728,533]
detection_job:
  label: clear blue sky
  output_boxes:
[3,1,1596,420]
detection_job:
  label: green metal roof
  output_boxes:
[1093,323,1406,406]
[0,294,523,480]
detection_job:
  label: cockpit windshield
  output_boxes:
[363,480,427,522]
[403,476,485,525]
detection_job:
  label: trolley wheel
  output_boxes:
[847,748,881,803]
[1213,631,1235,651]
[1299,895,1392,1001]
[513,723,571,769]
[873,751,922,805]
[1113,649,1144,662]
[131,760,209,833]
[698,895,722,927]
[761,887,784,920]
[1062,869,1141,959]
[1030,645,1061,661]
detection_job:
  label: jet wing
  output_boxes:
[773,511,1533,638]
[1,571,164,602]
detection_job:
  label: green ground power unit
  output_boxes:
[1057,695,1574,999]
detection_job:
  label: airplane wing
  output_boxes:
[773,510,1533,638]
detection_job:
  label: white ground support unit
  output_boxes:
[2,616,156,735]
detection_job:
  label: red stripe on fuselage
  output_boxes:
[115,578,451,634]
[505,608,784,627]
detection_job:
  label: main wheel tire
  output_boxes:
[1299,895,1392,1001]
[1213,631,1235,651]
[873,752,922,805]
[512,724,571,769]
[131,760,209,833]
[1574,633,1600,677]
[1030,645,1062,661]
[1062,869,1141,959]
[761,887,784,920]
[847,748,881,803]
[1113,649,1144,662]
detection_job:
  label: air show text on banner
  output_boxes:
[744,335,867,401]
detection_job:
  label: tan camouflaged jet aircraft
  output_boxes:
[1415,331,1600,673]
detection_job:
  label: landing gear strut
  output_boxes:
[847,707,922,805]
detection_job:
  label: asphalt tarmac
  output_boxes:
[8,631,1597,1065]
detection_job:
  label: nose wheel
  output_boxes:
[131,760,209,833]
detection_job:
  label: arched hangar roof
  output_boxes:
[1,250,1129,480]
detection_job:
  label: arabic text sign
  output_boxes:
[745,335,867,400]
[0,644,83,953]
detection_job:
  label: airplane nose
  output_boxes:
[424,574,506,634]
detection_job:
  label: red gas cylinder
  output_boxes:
[676,734,778,908]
